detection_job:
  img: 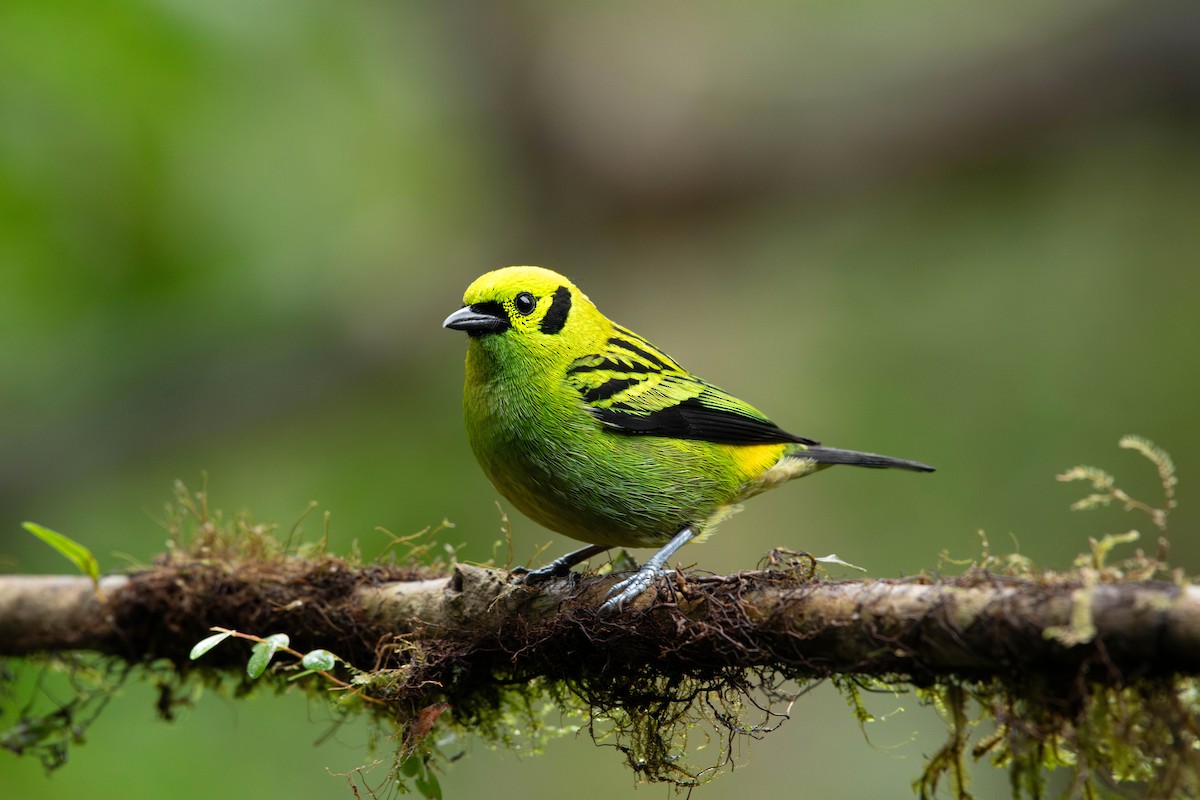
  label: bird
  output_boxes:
[443,266,934,612]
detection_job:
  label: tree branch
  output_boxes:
[3,562,1198,684]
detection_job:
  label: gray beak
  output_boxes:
[442,304,510,335]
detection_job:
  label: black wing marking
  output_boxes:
[589,393,818,446]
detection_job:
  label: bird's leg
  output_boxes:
[512,543,611,584]
[601,527,696,613]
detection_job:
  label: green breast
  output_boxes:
[463,346,751,548]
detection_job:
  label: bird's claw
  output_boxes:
[599,527,695,613]
[509,561,570,585]
[511,545,611,586]
[600,565,664,613]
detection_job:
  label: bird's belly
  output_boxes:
[469,413,773,548]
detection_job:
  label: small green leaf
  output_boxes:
[301,649,336,671]
[23,523,99,583]
[401,756,422,777]
[414,770,442,800]
[189,632,233,660]
[246,647,271,679]
[246,634,290,679]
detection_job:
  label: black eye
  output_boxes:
[513,292,536,316]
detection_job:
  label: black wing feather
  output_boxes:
[590,396,817,446]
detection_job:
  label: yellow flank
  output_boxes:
[732,443,819,499]
[443,265,934,609]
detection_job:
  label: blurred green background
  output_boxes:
[3,1,1198,797]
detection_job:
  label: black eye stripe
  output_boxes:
[539,285,572,334]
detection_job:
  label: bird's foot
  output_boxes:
[599,526,697,613]
[510,544,612,586]
[600,563,666,613]
[510,560,570,585]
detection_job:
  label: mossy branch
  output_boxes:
[3,437,1194,797]
[2,561,1198,683]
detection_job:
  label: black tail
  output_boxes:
[799,446,935,473]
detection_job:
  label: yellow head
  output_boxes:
[442,266,609,364]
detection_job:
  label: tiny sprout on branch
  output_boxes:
[1057,435,1175,534]
[189,627,378,703]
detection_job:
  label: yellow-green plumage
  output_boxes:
[444,266,933,609]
